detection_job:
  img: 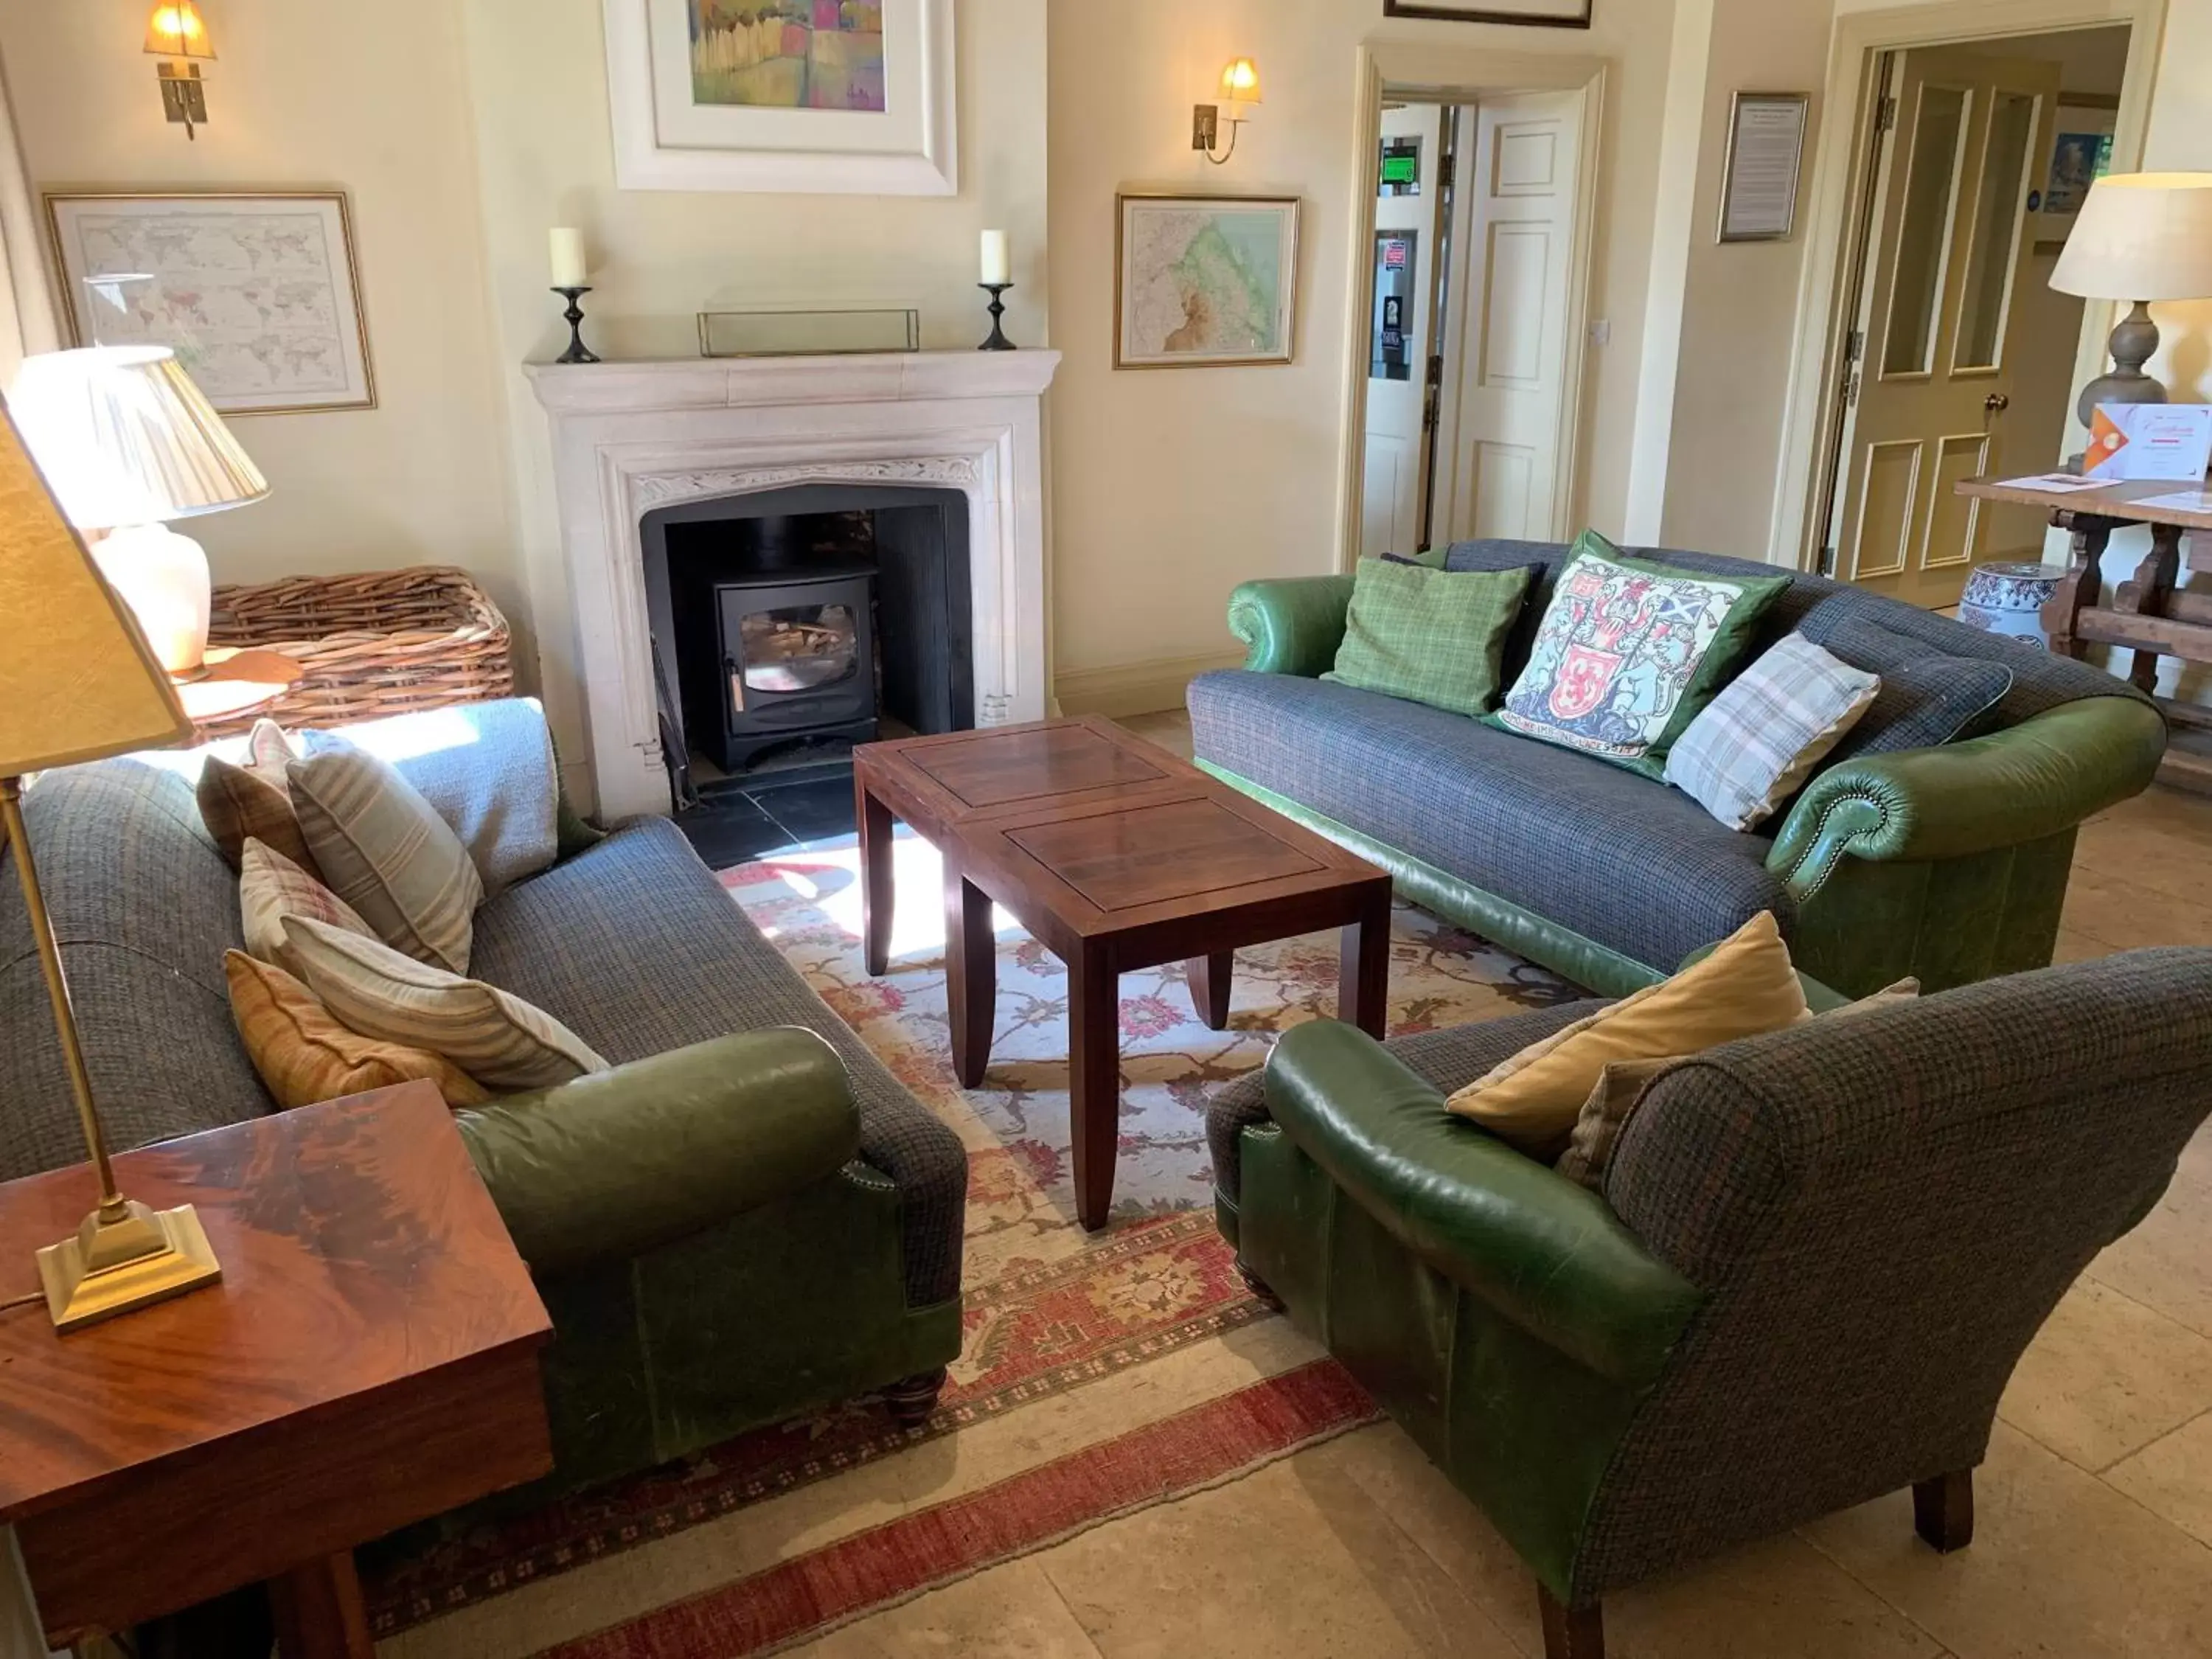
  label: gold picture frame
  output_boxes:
[45,189,377,417]
[1115,192,1301,370]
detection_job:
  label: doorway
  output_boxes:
[1340,50,1604,567]
[1794,17,2144,605]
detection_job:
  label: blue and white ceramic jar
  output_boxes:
[1960,562,2064,648]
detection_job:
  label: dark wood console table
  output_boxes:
[0,1082,552,1655]
[1956,476,2212,790]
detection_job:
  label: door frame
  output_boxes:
[1335,44,1607,573]
[1767,0,2168,574]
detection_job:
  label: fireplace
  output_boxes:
[645,482,973,788]
[525,350,1060,821]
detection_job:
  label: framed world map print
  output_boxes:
[46,192,375,416]
[604,0,957,195]
[1116,193,1301,370]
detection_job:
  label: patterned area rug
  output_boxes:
[368,828,1574,1653]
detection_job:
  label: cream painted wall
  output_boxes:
[456,0,1050,785]
[1045,0,1684,684]
[0,0,521,627]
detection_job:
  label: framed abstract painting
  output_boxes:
[1116,194,1301,369]
[604,0,957,194]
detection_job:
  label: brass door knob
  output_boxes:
[1984,392,2011,414]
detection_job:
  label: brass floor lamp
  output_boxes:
[0,400,220,1331]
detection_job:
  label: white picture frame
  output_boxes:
[45,191,375,416]
[604,0,957,195]
[1116,193,1301,370]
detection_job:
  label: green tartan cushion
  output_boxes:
[1323,559,1532,718]
[1493,530,1791,776]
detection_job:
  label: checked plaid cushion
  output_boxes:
[1664,632,1881,831]
[1324,557,1532,718]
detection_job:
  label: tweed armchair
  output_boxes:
[1208,950,2212,1659]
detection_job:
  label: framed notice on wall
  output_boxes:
[1717,91,1811,243]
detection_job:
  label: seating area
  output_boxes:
[3,5,2212,1658]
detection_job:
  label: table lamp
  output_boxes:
[8,346,268,679]
[2051,173,2212,429]
[0,395,218,1331]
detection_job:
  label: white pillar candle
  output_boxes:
[549,227,588,289]
[979,229,1010,286]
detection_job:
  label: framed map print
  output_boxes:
[46,192,375,416]
[603,0,957,195]
[1116,193,1301,369]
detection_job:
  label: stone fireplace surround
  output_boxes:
[527,350,1061,823]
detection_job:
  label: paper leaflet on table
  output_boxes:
[2085,404,2212,482]
[1992,472,2119,493]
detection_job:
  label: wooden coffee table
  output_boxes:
[855,716,1393,1231]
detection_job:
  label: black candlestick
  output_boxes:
[553,286,601,365]
[978,282,1015,352]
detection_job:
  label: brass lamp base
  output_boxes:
[36,1199,222,1332]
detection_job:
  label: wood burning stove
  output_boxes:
[681,561,879,773]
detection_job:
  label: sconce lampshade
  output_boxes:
[0,401,192,775]
[1220,58,1263,110]
[2051,173,2212,302]
[144,1,216,60]
[8,347,267,532]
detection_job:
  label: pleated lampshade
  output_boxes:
[7,347,268,532]
[0,400,193,775]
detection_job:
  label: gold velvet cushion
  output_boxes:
[224,950,490,1110]
[1552,978,1923,1192]
[198,719,322,876]
[288,739,484,975]
[238,838,374,976]
[280,915,608,1091]
[1446,911,1809,1154]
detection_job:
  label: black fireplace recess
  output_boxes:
[641,484,974,794]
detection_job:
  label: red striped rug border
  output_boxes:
[533,1358,1376,1659]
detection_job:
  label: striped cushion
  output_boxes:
[224,950,490,1110]
[288,740,484,974]
[282,915,607,1091]
[1663,633,1882,831]
[197,720,321,876]
[239,838,373,976]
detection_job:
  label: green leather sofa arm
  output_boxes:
[1768,695,2166,900]
[1264,1021,1705,1386]
[457,1027,861,1276]
[1227,574,1356,678]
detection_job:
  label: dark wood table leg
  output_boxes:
[1068,942,1122,1232]
[1187,951,1234,1030]
[2124,524,2185,693]
[268,1551,373,1659]
[857,773,896,977]
[2042,512,2112,661]
[944,863,996,1088]
[1340,889,1392,1040]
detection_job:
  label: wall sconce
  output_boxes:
[1193,58,1263,166]
[144,2,216,141]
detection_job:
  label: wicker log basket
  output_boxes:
[200,566,513,741]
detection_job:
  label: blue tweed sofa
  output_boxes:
[1189,540,2166,999]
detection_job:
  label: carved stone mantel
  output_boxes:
[526,350,1060,822]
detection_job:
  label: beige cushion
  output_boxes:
[281,915,607,1091]
[1447,911,1809,1154]
[1553,978,1922,1192]
[288,740,484,975]
[198,720,321,876]
[224,950,490,1111]
[239,838,374,976]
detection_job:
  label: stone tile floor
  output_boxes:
[788,717,2212,1659]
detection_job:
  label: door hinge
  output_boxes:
[1877,95,1899,133]
[1819,545,1840,577]
[1846,328,1865,365]
[1439,153,1456,192]
[1844,370,1862,408]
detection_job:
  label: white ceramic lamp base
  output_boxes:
[91,522,212,678]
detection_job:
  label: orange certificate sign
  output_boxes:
[2086,404,2212,483]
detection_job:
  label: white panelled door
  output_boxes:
[1362,104,1445,560]
[1433,89,1583,545]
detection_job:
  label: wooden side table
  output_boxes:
[0,1083,553,1656]
[1955,476,2212,790]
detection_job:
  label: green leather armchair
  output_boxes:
[1210,950,2212,1659]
